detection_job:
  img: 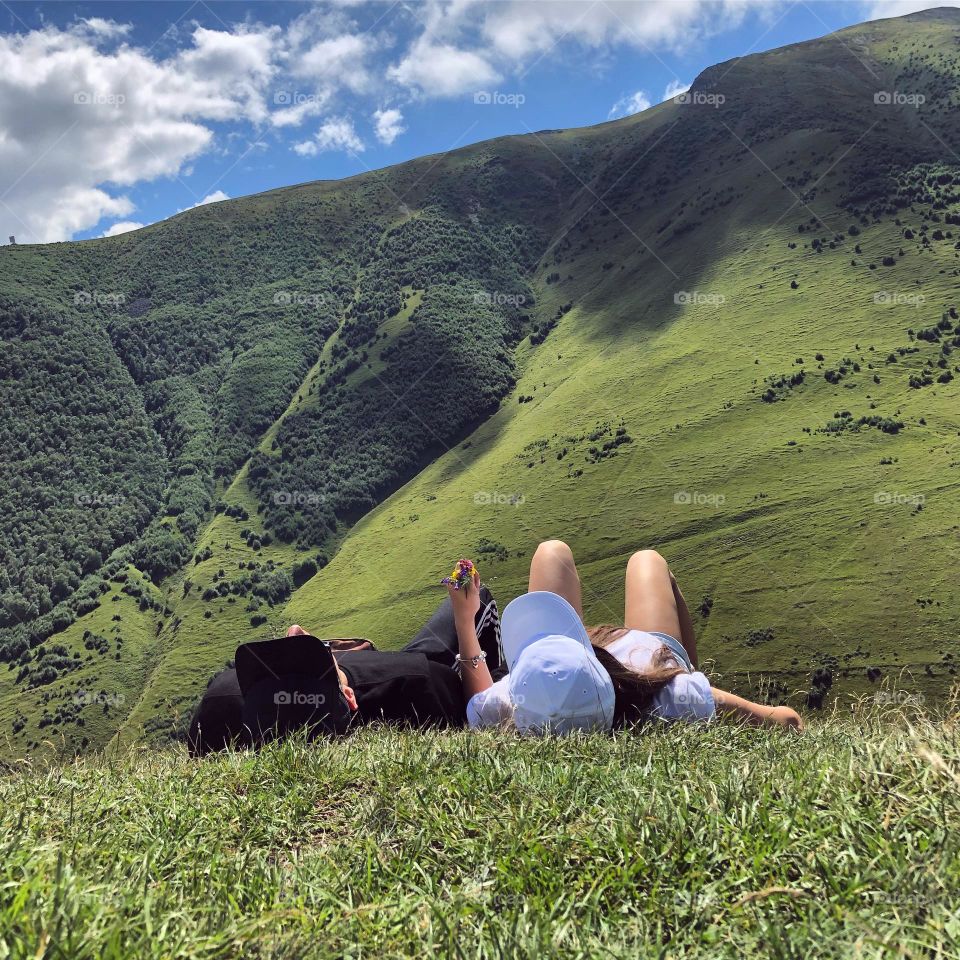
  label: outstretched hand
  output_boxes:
[770,705,804,732]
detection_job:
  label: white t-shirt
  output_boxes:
[466,630,715,728]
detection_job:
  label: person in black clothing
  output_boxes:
[187,586,503,756]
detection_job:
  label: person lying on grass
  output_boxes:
[188,541,799,755]
[187,586,505,756]
[448,540,803,734]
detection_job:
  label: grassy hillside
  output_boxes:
[283,9,960,707]
[1,703,958,958]
[1,9,959,756]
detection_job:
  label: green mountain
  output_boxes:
[1,8,959,756]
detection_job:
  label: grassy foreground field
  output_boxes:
[3,701,958,959]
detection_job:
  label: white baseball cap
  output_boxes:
[501,591,615,734]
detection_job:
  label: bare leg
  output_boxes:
[286,625,306,636]
[624,550,697,668]
[528,540,584,619]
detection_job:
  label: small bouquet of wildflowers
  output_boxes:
[441,558,477,590]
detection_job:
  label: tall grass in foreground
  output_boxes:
[1,699,958,959]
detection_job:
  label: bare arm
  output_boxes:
[668,570,698,670]
[446,567,494,703]
[662,571,801,730]
[710,687,804,731]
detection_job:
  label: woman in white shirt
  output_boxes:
[447,540,803,733]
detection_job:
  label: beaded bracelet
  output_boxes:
[454,651,487,670]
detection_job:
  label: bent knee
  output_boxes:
[627,548,668,571]
[536,539,573,559]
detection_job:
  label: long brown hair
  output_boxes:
[588,625,687,727]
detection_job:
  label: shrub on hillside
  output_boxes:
[291,558,319,588]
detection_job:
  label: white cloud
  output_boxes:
[100,219,144,237]
[197,190,229,205]
[608,90,652,120]
[77,18,132,39]
[413,1,765,73]
[663,79,692,102]
[372,107,405,145]
[177,190,230,213]
[270,91,329,128]
[43,188,135,241]
[294,116,364,156]
[386,1,766,102]
[295,33,374,94]
[269,9,379,126]
[173,25,280,125]
[0,20,281,242]
[506,0,761,55]
[388,39,500,97]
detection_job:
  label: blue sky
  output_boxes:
[0,0,948,243]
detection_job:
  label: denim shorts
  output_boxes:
[649,631,694,672]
